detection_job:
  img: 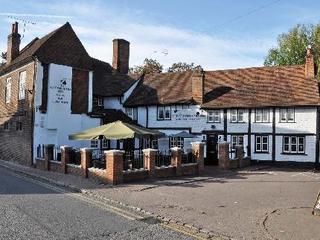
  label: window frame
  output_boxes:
[90,139,99,148]
[97,97,103,107]
[5,77,12,104]
[151,140,158,149]
[231,135,244,150]
[102,138,110,149]
[255,135,269,153]
[170,137,184,149]
[255,108,270,123]
[230,109,245,123]
[126,108,138,121]
[279,108,295,123]
[18,71,27,100]
[207,110,221,123]
[282,136,305,154]
[157,106,171,120]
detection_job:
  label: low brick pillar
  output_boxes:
[105,150,124,185]
[44,144,54,171]
[191,142,205,174]
[143,148,157,178]
[235,145,244,168]
[171,147,182,176]
[218,142,230,170]
[80,148,92,178]
[61,146,72,174]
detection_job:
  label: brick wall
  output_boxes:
[0,62,35,165]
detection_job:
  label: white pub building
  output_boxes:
[0,22,319,168]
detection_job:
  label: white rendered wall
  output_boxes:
[275,108,316,134]
[33,62,100,163]
[103,97,123,110]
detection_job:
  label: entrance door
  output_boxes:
[206,134,218,165]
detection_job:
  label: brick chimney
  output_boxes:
[6,22,21,64]
[305,45,316,79]
[112,39,130,74]
[192,68,204,104]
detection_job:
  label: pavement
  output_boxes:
[0,166,197,240]
[0,159,319,240]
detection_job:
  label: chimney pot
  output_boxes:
[112,39,130,74]
[12,22,18,34]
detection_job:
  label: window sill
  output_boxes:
[279,121,296,123]
[157,119,171,121]
[254,151,270,154]
[230,122,246,124]
[281,152,307,155]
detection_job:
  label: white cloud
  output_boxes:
[0,1,276,70]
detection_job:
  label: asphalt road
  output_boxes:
[0,167,193,240]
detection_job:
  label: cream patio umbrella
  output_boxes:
[69,120,163,141]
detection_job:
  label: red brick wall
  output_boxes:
[0,62,35,165]
[123,170,148,182]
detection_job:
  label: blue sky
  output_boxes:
[0,0,320,70]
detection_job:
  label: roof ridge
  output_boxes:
[205,64,305,73]
[33,22,71,56]
[19,37,39,55]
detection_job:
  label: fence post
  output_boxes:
[218,142,230,170]
[61,146,72,174]
[105,150,124,185]
[171,147,182,176]
[235,145,245,168]
[143,148,157,178]
[44,144,54,171]
[80,148,92,178]
[191,142,205,174]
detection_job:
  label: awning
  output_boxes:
[69,120,163,140]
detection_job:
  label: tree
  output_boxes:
[130,58,163,74]
[264,24,320,67]
[167,62,202,72]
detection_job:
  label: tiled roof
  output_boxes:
[124,71,194,106]
[124,65,320,108]
[203,65,320,108]
[93,67,139,97]
[0,22,93,75]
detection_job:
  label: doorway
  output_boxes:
[206,134,218,165]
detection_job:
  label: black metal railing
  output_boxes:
[69,148,81,165]
[155,150,171,167]
[123,150,144,171]
[181,151,196,164]
[91,149,106,169]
